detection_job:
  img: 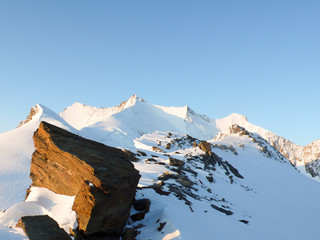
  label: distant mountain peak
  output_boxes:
[17,104,43,128]
[117,94,145,111]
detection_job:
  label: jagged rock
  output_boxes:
[145,158,157,164]
[199,141,212,155]
[17,105,41,128]
[165,143,171,149]
[157,222,166,232]
[239,219,249,224]
[136,150,147,156]
[133,199,151,212]
[30,121,140,237]
[224,161,244,179]
[16,215,71,240]
[122,227,137,240]
[210,204,233,215]
[168,157,185,166]
[177,179,193,187]
[130,212,145,221]
[122,149,138,162]
[152,146,166,153]
[158,171,178,181]
[206,175,214,183]
[229,124,250,136]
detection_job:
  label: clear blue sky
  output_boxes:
[1,1,319,146]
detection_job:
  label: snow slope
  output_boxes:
[0,104,77,210]
[124,128,320,240]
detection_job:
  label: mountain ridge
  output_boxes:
[16,95,320,180]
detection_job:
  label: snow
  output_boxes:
[130,130,320,240]
[0,104,77,210]
[2,95,320,239]
[0,187,77,237]
[0,225,27,240]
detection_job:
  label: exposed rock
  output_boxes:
[30,121,140,237]
[212,144,238,155]
[136,150,147,157]
[224,161,244,179]
[152,146,166,153]
[229,124,250,136]
[17,105,41,128]
[157,222,166,232]
[158,171,178,181]
[145,158,157,164]
[199,141,212,156]
[122,227,137,240]
[165,143,171,149]
[134,223,145,229]
[133,199,151,212]
[177,179,193,187]
[16,215,71,240]
[239,219,249,224]
[305,160,320,178]
[122,149,138,162]
[210,204,233,215]
[206,175,214,183]
[168,157,185,166]
[130,212,145,221]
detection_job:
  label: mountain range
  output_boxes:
[1,94,320,239]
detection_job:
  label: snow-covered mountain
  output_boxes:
[1,94,320,239]
[59,94,320,179]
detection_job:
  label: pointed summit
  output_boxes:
[17,104,43,128]
[117,94,145,111]
[59,95,146,130]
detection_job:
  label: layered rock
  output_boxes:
[30,121,140,238]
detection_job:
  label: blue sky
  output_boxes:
[1,1,319,146]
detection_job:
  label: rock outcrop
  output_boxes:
[16,215,71,240]
[199,141,212,156]
[30,121,140,238]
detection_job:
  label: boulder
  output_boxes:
[199,141,212,156]
[133,199,151,212]
[30,121,140,238]
[130,212,145,222]
[16,215,71,240]
[165,143,171,149]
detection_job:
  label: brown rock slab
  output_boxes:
[16,215,71,240]
[30,121,140,237]
[168,157,185,166]
[152,146,166,153]
[199,141,212,156]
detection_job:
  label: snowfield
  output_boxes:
[1,95,320,239]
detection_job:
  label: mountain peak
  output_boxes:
[228,113,248,122]
[17,104,43,128]
[117,94,144,110]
